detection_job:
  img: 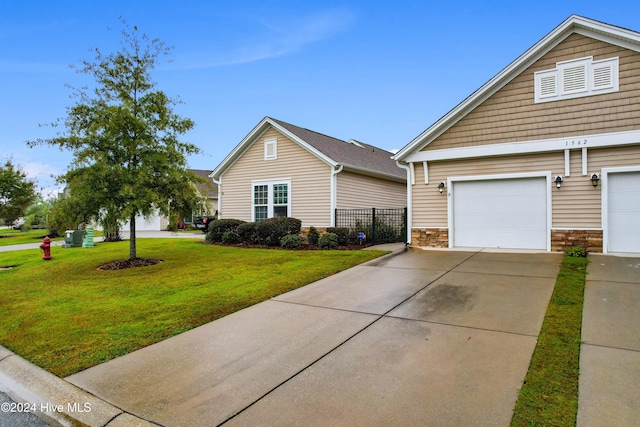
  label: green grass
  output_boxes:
[0,228,59,246]
[511,255,589,426]
[0,239,386,377]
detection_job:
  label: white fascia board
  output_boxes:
[393,15,640,162]
[402,129,640,163]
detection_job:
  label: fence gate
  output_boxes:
[334,207,407,244]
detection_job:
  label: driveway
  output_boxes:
[65,248,562,426]
[578,254,640,427]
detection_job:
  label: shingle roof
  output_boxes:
[189,169,217,198]
[268,117,405,180]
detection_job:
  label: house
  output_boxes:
[189,169,218,218]
[210,117,406,228]
[393,15,640,254]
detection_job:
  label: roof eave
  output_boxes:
[340,164,407,183]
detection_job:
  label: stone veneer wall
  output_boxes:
[551,229,603,253]
[411,228,449,248]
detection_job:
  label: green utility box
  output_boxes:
[62,230,84,248]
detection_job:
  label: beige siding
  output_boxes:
[220,127,333,227]
[424,34,640,151]
[336,171,406,209]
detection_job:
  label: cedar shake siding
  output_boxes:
[220,127,333,226]
[422,34,640,152]
[336,171,406,210]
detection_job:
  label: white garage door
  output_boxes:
[452,177,548,250]
[608,171,640,253]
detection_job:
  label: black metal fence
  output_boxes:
[334,207,407,244]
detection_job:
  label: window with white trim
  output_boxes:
[252,179,290,222]
[264,138,277,160]
[534,56,618,103]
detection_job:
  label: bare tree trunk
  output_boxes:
[129,213,137,259]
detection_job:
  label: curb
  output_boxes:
[0,345,158,427]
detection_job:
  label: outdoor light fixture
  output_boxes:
[555,175,563,189]
[438,182,446,193]
[590,173,600,188]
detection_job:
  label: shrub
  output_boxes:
[206,219,246,243]
[255,217,302,246]
[236,222,258,245]
[318,232,339,249]
[307,226,320,245]
[327,227,350,245]
[221,231,241,244]
[280,234,301,249]
[565,246,587,257]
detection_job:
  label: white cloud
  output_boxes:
[23,161,62,181]
[180,7,356,69]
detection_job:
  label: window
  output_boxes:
[534,56,618,103]
[264,138,277,160]
[254,185,269,222]
[252,180,290,221]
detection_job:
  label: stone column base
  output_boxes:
[551,229,603,253]
[411,228,449,248]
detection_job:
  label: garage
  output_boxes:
[607,171,640,253]
[451,176,548,250]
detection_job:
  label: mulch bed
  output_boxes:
[97,258,163,270]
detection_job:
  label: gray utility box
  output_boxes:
[62,230,84,248]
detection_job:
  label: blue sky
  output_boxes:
[2,1,640,195]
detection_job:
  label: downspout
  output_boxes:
[396,161,412,245]
[212,176,221,218]
[330,165,344,227]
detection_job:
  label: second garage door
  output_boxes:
[452,177,548,250]
[607,171,640,253]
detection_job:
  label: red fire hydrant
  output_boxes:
[40,237,52,260]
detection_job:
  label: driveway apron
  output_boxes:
[66,249,561,426]
[578,255,640,427]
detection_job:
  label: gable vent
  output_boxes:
[562,64,587,93]
[593,64,614,89]
[540,74,557,97]
[535,56,619,103]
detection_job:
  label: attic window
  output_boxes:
[264,138,277,160]
[534,56,618,103]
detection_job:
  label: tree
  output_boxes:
[0,159,37,225]
[28,21,200,260]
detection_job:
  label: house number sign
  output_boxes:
[564,139,588,147]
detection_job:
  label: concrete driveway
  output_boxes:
[64,248,562,426]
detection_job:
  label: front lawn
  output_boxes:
[0,239,386,377]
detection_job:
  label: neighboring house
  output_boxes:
[210,116,406,228]
[123,169,217,231]
[190,169,218,218]
[393,15,640,254]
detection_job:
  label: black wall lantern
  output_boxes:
[555,175,563,189]
[438,182,446,193]
[590,173,600,188]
